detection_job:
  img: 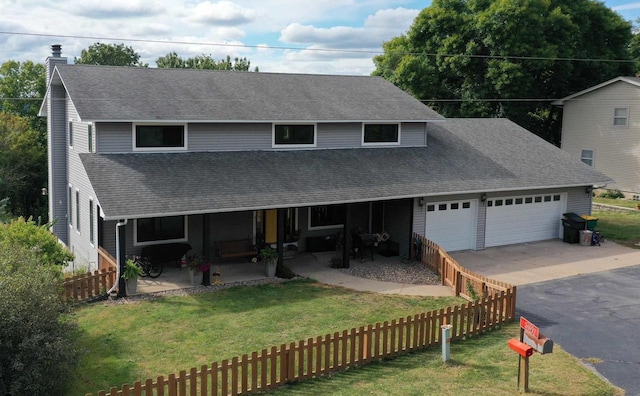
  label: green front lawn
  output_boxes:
[71,280,462,394]
[592,209,640,248]
[71,280,619,396]
[593,197,640,209]
[272,323,620,396]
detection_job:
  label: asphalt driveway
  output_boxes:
[517,267,640,394]
[452,240,640,394]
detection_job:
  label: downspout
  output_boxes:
[107,219,128,295]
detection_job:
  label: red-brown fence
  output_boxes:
[87,236,516,396]
[63,247,117,301]
[413,233,515,304]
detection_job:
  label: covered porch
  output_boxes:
[134,249,438,296]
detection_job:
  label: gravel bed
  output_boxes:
[337,259,440,285]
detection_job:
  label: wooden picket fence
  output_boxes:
[63,247,117,301]
[413,233,515,302]
[87,236,516,396]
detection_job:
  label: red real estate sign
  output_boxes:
[520,316,539,339]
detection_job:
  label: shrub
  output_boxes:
[597,189,625,199]
[0,217,74,266]
[0,245,79,395]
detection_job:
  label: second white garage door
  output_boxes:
[485,193,565,247]
[425,200,477,252]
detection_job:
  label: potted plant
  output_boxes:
[186,255,209,286]
[122,259,143,294]
[259,246,278,277]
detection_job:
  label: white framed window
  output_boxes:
[75,189,81,234]
[581,149,594,166]
[308,205,345,230]
[88,124,93,152]
[68,185,73,227]
[133,123,188,151]
[134,216,188,246]
[272,124,316,148]
[68,121,73,148]
[89,198,95,246]
[613,107,629,127]
[362,123,400,145]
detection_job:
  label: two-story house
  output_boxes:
[553,76,640,199]
[40,45,608,279]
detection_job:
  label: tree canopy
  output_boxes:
[74,42,148,67]
[0,113,47,220]
[373,0,634,145]
[156,52,258,71]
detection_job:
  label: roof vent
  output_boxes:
[51,44,62,57]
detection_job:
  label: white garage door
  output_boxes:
[425,200,477,252]
[485,193,565,247]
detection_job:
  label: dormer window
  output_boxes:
[273,124,316,147]
[362,123,400,145]
[133,124,187,151]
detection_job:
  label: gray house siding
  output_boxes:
[93,121,428,153]
[96,123,132,153]
[47,85,68,243]
[190,124,271,152]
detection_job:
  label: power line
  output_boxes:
[0,30,635,64]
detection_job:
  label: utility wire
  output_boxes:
[0,30,636,64]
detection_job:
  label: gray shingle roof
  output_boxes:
[80,118,610,220]
[54,64,443,122]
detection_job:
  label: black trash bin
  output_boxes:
[562,212,586,244]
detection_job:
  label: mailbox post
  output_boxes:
[507,316,554,393]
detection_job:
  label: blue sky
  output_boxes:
[0,0,638,75]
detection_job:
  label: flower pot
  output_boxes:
[189,268,203,286]
[265,258,277,277]
[126,277,138,295]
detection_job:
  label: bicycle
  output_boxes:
[127,254,163,278]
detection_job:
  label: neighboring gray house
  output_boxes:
[553,76,640,199]
[40,45,608,274]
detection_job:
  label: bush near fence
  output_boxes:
[87,236,516,396]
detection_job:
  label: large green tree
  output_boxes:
[74,42,148,67]
[373,0,634,145]
[156,52,258,71]
[0,60,46,133]
[0,220,77,395]
[0,113,47,220]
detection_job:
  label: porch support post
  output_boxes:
[202,214,211,286]
[342,204,351,268]
[117,219,127,298]
[277,208,286,272]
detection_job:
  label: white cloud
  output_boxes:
[72,0,164,18]
[189,1,255,26]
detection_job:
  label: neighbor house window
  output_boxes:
[134,124,187,150]
[135,216,187,245]
[308,205,345,229]
[75,190,81,233]
[362,123,400,145]
[88,124,93,152]
[273,124,316,147]
[613,107,628,127]
[89,199,94,245]
[581,149,594,166]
